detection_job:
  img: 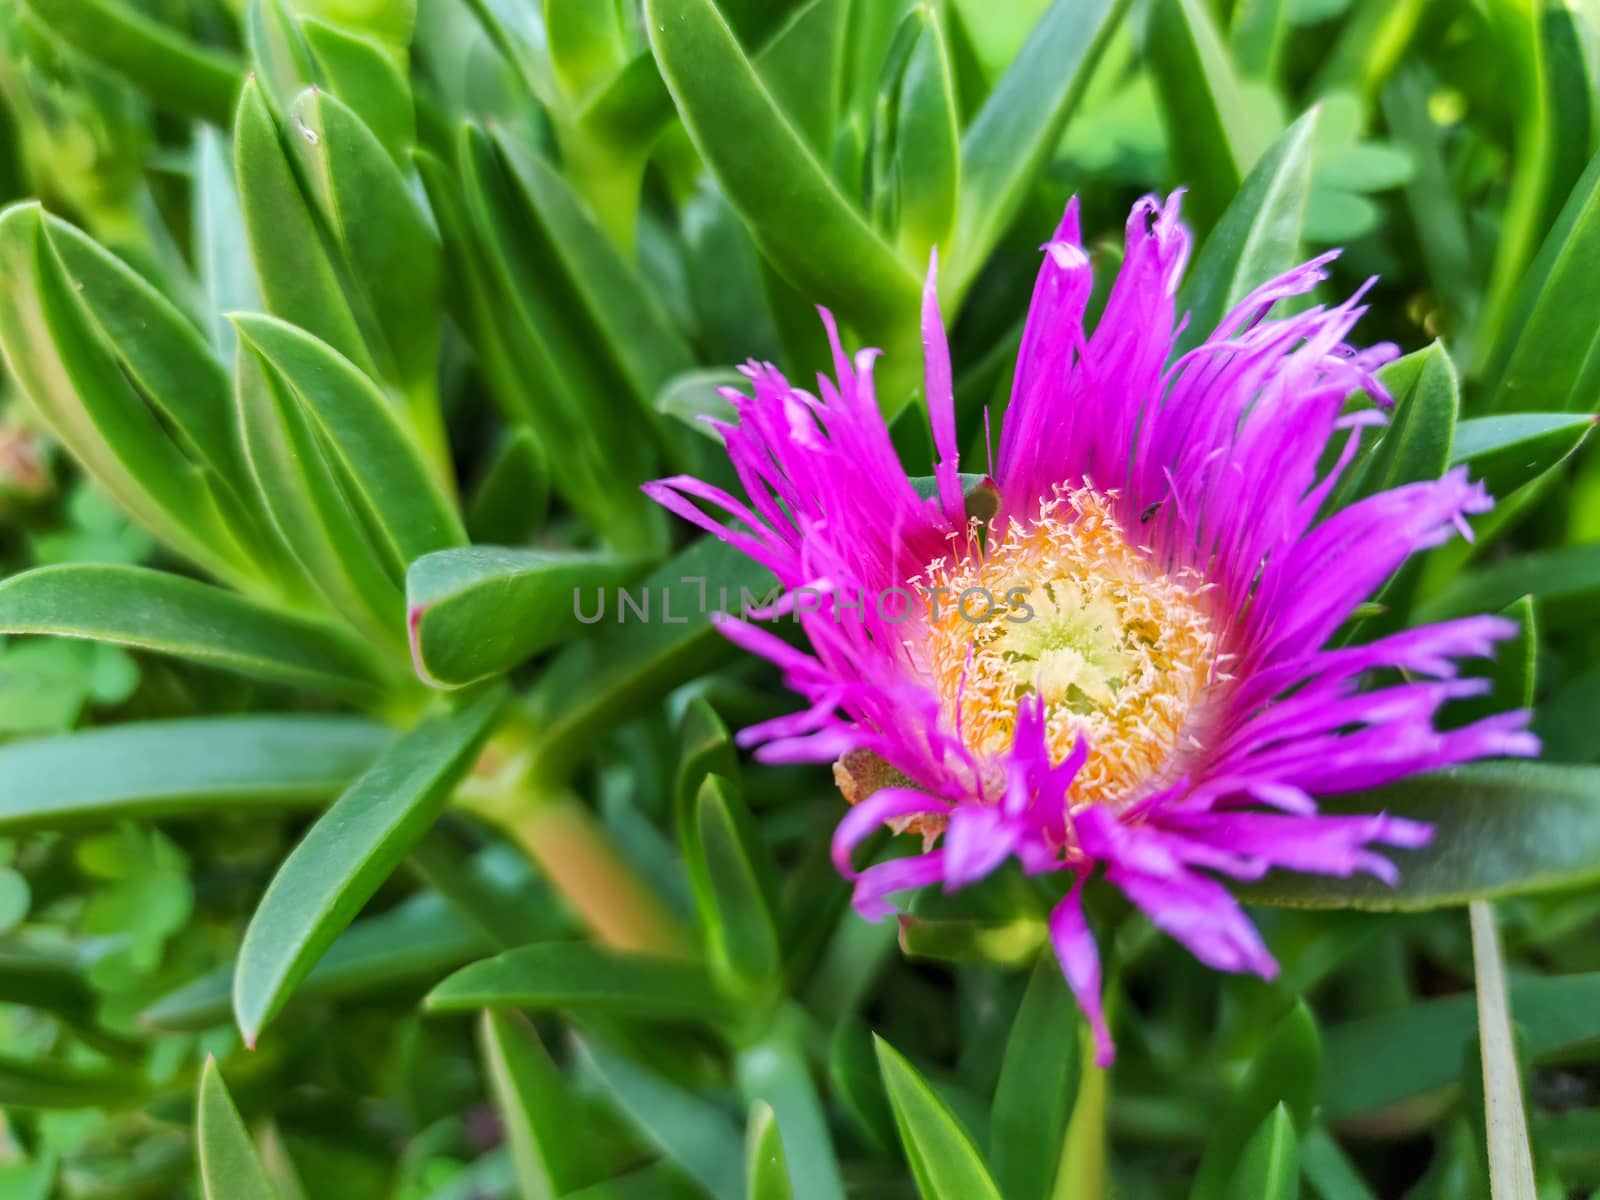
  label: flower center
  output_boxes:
[919,487,1220,810]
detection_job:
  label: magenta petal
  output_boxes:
[941,805,1014,890]
[832,787,949,878]
[921,248,963,524]
[1050,882,1114,1067]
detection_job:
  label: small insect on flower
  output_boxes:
[643,193,1538,1065]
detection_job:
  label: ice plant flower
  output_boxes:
[644,193,1538,1064]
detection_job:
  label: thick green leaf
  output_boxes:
[494,131,695,406]
[643,0,920,336]
[578,1034,745,1200]
[1147,0,1275,233]
[233,330,407,651]
[286,87,441,402]
[194,125,262,357]
[1224,1105,1299,1200]
[1298,1127,1379,1200]
[1419,542,1600,629]
[736,1012,847,1200]
[544,0,627,102]
[407,547,648,690]
[1335,342,1459,507]
[746,1101,794,1200]
[1190,1003,1319,1200]
[0,715,389,835]
[1489,147,1600,412]
[233,77,372,376]
[694,776,782,994]
[301,18,414,165]
[26,0,241,125]
[1231,0,1288,78]
[427,942,726,1022]
[145,891,492,1031]
[233,688,503,1044]
[948,0,1126,297]
[233,314,464,568]
[1450,413,1595,501]
[1177,109,1318,356]
[478,1011,602,1200]
[465,427,550,546]
[0,944,131,1054]
[897,915,1047,967]
[889,6,960,262]
[1241,762,1600,909]
[1321,971,1600,1121]
[990,954,1083,1200]
[0,564,392,705]
[0,204,253,585]
[197,1060,279,1200]
[757,0,849,158]
[525,536,774,786]
[874,1036,1004,1200]
[829,1019,897,1152]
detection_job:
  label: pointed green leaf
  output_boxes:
[286,87,440,400]
[948,0,1127,297]
[1419,542,1600,630]
[0,1053,147,1110]
[578,1034,745,1200]
[1336,342,1459,507]
[1178,109,1318,356]
[756,0,849,158]
[195,125,262,357]
[233,331,408,650]
[1148,0,1275,233]
[1223,1105,1299,1200]
[543,0,628,102]
[990,954,1083,1200]
[1489,147,1600,412]
[427,942,726,1021]
[232,314,464,565]
[301,18,414,165]
[694,776,782,994]
[736,1014,847,1200]
[643,0,921,335]
[746,1101,795,1200]
[1451,413,1596,500]
[889,6,959,262]
[874,1036,1004,1200]
[1298,1127,1379,1200]
[1241,762,1600,909]
[146,891,495,1031]
[234,76,372,375]
[234,688,503,1044]
[1469,902,1538,1198]
[0,204,252,584]
[0,716,389,835]
[479,1011,602,1200]
[1231,0,1288,78]
[465,428,550,546]
[197,1060,280,1200]
[406,547,648,689]
[0,564,392,705]
[1190,1003,1319,1200]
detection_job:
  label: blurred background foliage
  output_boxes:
[1,0,1600,1196]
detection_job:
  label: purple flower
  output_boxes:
[644,193,1537,1065]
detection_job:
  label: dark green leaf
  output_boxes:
[301,18,414,165]
[197,1060,279,1200]
[407,547,648,689]
[1178,109,1318,356]
[889,6,960,262]
[0,715,389,835]
[1241,762,1600,909]
[0,1053,147,1110]
[643,0,921,336]
[1488,147,1600,413]
[1451,413,1595,501]
[990,954,1083,1200]
[233,688,503,1044]
[875,1035,1004,1200]
[1320,971,1600,1121]
[1223,1104,1299,1200]
[1190,1003,1319,1200]
[1147,0,1275,233]
[478,1011,604,1198]
[427,941,726,1022]
[735,1012,847,1200]
[578,1034,745,1200]
[1419,542,1600,629]
[0,564,392,705]
[756,0,849,158]
[693,776,782,994]
[465,427,550,546]
[948,0,1127,296]
[1336,342,1459,507]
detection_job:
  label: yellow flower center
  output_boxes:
[919,487,1220,810]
